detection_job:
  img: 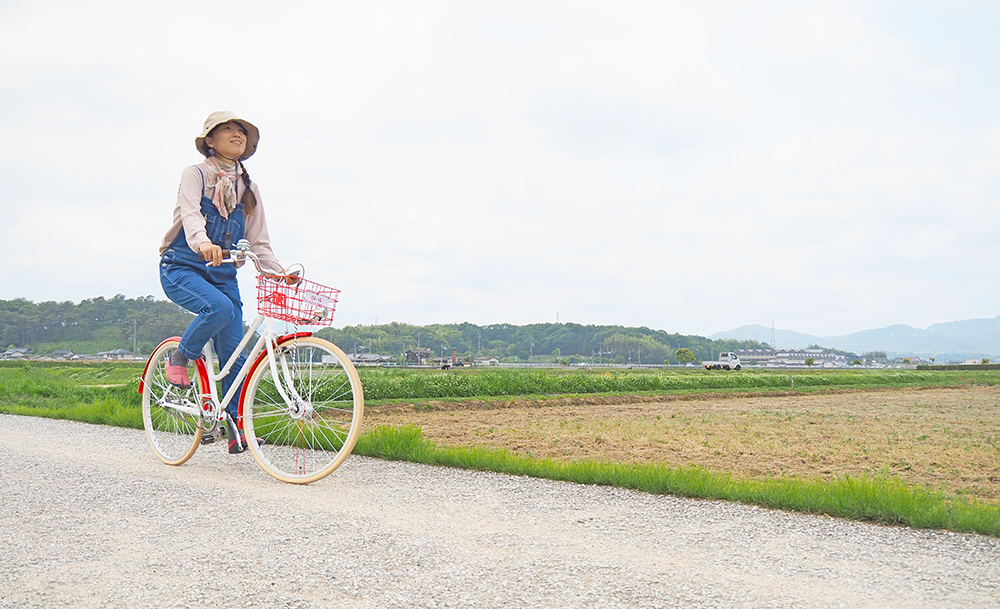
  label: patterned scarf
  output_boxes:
[205,156,239,219]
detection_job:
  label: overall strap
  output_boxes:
[196,167,206,198]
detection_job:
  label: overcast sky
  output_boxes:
[1,1,998,338]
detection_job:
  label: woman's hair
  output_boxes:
[239,162,257,216]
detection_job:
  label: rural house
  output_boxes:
[404,348,431,364]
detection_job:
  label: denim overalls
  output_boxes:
[160,167,248,420]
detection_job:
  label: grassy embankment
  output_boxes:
[1,362,997,536]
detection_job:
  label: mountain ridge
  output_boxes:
[709,316,1000,361]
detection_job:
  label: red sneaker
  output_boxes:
[165,363,191,389]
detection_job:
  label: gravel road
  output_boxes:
[1,414,998,609]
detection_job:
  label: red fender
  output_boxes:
[235,332,313,429]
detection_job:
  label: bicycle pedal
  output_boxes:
[201,427,227,445]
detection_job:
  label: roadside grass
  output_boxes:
[4,397,143,428]
[1,362,998,536]
[0,363,143,426]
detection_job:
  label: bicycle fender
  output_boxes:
[138,336,183,394]
[235,331,313,427]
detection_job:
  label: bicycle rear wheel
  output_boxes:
[242,336,364,484]
[141,338,203,465]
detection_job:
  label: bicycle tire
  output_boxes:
[242,336,364,484]
[141,338,203,465]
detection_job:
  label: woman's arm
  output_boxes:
[177,165,211,253]
[158,165,213,256]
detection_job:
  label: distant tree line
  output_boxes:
[0,295,194,355]
[3,296,769,363]
[316,321,768,364]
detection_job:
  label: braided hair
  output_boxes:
[238,161,257,216]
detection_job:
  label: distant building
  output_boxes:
[733,348,773,364]
[1,347,33,360]
[404,348,431,364]
[98,349,134,360]
[734,348,850,366]
[348,353,394,365]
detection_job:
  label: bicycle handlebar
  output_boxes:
[207,239,301,279]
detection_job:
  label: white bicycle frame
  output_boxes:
[158,313,311,432]
[164,242,312,428]
[201,314,306,422]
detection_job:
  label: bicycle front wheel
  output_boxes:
[141,338,203,465]
[243,336,364,484]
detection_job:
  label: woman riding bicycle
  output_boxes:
[158,111,283,452]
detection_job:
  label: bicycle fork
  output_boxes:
[265,337,312,420]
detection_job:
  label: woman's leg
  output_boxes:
[211,280,247,422]
[160,264,236,361]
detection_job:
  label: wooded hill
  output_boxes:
[318,321,766,364]
[1,295,196,356]
[2,296,767,363]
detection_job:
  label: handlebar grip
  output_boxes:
[199,249,231,261]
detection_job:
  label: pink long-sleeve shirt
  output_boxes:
[159,161,282,272]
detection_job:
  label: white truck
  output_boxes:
[703,352,742,370]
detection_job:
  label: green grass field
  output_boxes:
[357,366,997,399]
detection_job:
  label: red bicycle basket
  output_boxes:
[256,275,340,325]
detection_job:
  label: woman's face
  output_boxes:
[205,121,247,160]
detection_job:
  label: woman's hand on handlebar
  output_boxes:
[199,239,292,277]
[199,241,224,266]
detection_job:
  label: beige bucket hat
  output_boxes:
[195,111,260,160]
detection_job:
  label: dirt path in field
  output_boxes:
[364,385,1000,501]
[2,414,999,608]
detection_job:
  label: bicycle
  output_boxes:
[139,240,364,484]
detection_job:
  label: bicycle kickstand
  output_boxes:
[225,414,246,453]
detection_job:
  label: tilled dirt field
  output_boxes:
[1,414,999,608]
[364,385,1000,501]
